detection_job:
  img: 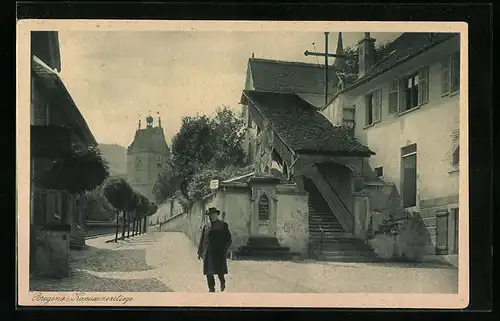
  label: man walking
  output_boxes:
[197,207,232,292]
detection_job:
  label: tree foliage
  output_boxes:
[152,161,182,204]
[83,186,115,221]
[209,105,246,169]
[40,144,109,194]
[155,105,247,203]
[341,41,393,75]
[102,178,134,211]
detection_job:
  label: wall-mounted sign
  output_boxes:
[209,179,219,190]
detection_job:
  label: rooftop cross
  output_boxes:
[304,32,346,107]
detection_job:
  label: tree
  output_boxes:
[38,144,110,227]
[152,161,182,204]
[161,106,247,200]
[83,186,115,222]
[40,144,109,194]
[134,194,151,235]
[124,191,140,239]
[102,178,134,242]
[209,105,246,169]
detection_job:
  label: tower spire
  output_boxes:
[333,32,347,70]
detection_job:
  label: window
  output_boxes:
[441,52,460,95]
[365,88,381,126]
[343,106,355,129]
[258,193,270,221]
[135,158,142,169]
[156,156,162,169]
[374,166,383,177]
[400,68,429,113]
[401,144,417,208]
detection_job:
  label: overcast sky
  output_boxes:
[57,31,401,147]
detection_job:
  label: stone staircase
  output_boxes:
[233,236,300,261]
[306,179,380,263]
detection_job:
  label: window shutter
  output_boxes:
[441,57,450,95]
[450,51,460,93]
[398,79,407,113]
[418,68,429,105]
[374,88,382,122]
[451,129,460,166]
[388,79,399,114]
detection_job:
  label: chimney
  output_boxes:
[357,32,376,78]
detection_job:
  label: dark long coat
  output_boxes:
[197,219,232,275]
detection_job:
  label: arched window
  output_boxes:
[258,193,270,221]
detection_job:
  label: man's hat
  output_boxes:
[206,207,221,215]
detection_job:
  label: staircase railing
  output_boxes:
[310,168,354,234]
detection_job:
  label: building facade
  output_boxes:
[30,31,99,276]
[127,115,171,199]
[323,32,461,260]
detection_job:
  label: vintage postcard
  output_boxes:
[17,20,469,308]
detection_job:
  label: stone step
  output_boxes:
[238,245,291,252]
[319,251,376,259]
[246,237,280,246]
[309,213,341,219]
[233,250,298,261]
[309,225,343,230]
[309,220,343,226]
[316,255,381,263]
[315,242,373,251]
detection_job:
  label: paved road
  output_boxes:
[30,232,458,293]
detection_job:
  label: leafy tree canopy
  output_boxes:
[103,177,134,211]
[156,105,247,201]
[40,144,109,194]
[340,41,392,75]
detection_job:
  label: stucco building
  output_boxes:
[127,115,171,199]
[30,31,99,276]
[156,32,462,266]
[323,32,461,262]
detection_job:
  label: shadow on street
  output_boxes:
[30,270,173,292]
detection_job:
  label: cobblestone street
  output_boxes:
[30,232,458,293]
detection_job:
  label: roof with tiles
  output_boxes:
[247,58,341,104]
[242,90,374,156]
[346,32,457,90]
[127,125,171,155]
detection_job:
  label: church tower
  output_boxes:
[127,114,171,199]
